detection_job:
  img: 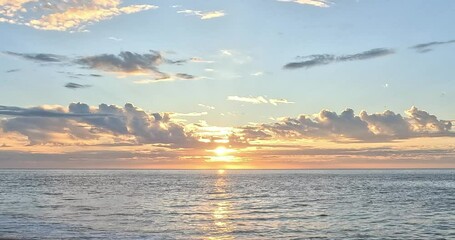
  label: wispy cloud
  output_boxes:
[228,96,268,104]
[177,9,225,20]
[171,112,208,117]
[227,96,294,106]
[220,50,233,56]
[198,104,215,110]
[133,73,204,84]
[284,48,395,69]
[0,0,158,31]
[4,51,66,62]
[65,82,92,89]
[190,57,214,63]
[269,98,294,106]
[251,71,264,76]
[108,37,123,42]
[5,69,20,73]
[410,39,455,53]
[277,0,331,8]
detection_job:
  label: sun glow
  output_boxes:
[206,146,242,164]
[213,146,235,156]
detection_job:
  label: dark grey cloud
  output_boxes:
[76,51,164,74]
[58,71,103,78]
[166,59,187,65]
[4,50,196,81]
[6,69,20,73]
[410,39,455,53]
[284,48,395,69]
[65,82,92,89]
[4,51,66,62]
[74,51,198,80]
[175,73,195,79]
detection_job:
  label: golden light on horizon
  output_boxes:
[218,169,225,174]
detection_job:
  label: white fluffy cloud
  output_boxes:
[0,103,196,146]
[241,107,453,142]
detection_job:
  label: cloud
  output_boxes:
[4,51,66,62]
[175,73,195,80]
[243,107,453,142]
[108,37,123,42]
[0,105,108,118]
[284,48,395,69]
[198,104,215,110]
[5,50,195,81]
[220,50,233,56]
[251,71,264,76]
[277,0,331,8]
[171,112,208,117]
[65,82,92,89]
[0,0,158,31]
[177,9,225,20]
[410,39,455,53]
[0,102,198,146]
[0,0,36,17]
[76,51,167,77]
[6,69,20,73]
[269,98,295,106]
[190,57,214,63]
[228,96,268,104]
[58,71,103,78]
[1,103,454,168]
[133,73,203,84]
[228,96,295,106]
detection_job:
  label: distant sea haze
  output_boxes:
[0,170,454,239]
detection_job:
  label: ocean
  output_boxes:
[0,170,454,239]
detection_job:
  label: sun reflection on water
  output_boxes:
[206,171,234,239]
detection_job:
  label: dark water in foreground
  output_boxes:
[0,170,454,239]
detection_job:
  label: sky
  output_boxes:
[0,0,454,169]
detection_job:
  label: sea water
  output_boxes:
[0,170,454,239]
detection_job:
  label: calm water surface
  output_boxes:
[0,170,454,239]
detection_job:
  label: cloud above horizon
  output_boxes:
[76,51,168,78]
[0,0,157,31]
[410,39,455,53]
[0,103,454,168]
[3,50,195,81]
[4,51,66,63]
[0,103,197,146]
[177,9,225,20]
[277,0,331,8]
[65,82,92,89]
[284,48,395,69]
[241,107,453,142]
[228,96,295,106]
